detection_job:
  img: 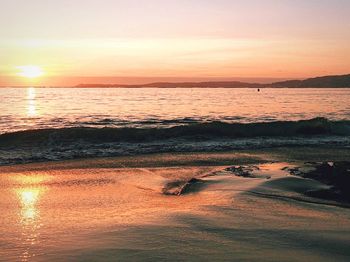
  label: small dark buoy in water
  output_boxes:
[257,88,260,92]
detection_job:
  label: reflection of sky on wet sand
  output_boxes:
[1,163,350,261]
[19,188,40,221]
[16,187,46,261]
[13,174,50,262]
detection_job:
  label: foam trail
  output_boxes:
[0,118,349,165]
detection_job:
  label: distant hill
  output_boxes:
[76,81,263,88]
[270,74,350,88]
[76,74,350,88]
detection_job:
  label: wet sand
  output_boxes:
[0,147,350,261]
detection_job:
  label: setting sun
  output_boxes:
[0,1,349,261]
[16,65,44,79]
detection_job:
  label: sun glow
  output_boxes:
[17,65,44,78]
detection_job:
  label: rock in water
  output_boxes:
[162,178,204,195]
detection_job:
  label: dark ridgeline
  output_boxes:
[76,74,350,88]
[76,81,264,88]
[271,74,350,88]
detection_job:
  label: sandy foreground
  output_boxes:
[0,147,350,261]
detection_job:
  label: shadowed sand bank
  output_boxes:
[0,147,350,261]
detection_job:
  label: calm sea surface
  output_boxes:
[0,87,350,134]
[1,88,350,261]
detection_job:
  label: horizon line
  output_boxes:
[1,73,349,88]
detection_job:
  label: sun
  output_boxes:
[17,65,44,78]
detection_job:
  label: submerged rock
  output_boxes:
[287,161,350,203]
[162,178,205,196]
[225,165,271,179]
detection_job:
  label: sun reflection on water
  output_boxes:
[19,188,41,222]
[26,87,37,117]
[13,174,50,261]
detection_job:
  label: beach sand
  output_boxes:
[1,147,350,261]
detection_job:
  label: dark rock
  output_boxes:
[225,165,270,179]
[287,161,350,203]
[162,178,205,196]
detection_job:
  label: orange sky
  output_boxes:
[0,0,349,86]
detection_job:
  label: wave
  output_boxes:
[0,118,349,165]
[0,117,349,145]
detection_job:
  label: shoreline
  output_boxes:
[1,146,349,171]
[1,146,350,261]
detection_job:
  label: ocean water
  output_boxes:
[1,88,350,261]
[0,87,349,132]
[0,87,350,165]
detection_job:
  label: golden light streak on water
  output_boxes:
[26,87,37,117]
[12,174,51,261]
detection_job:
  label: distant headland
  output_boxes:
[76,74,350,88]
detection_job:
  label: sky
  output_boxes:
[0,0,349,86]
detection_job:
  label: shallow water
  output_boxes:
[1,161,350,261]
[1,87,349,133]
[0,166,223,261]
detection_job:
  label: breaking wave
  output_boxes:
[0,118,349,165]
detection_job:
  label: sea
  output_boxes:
[0,87,349,165]
[1,87,350,261]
